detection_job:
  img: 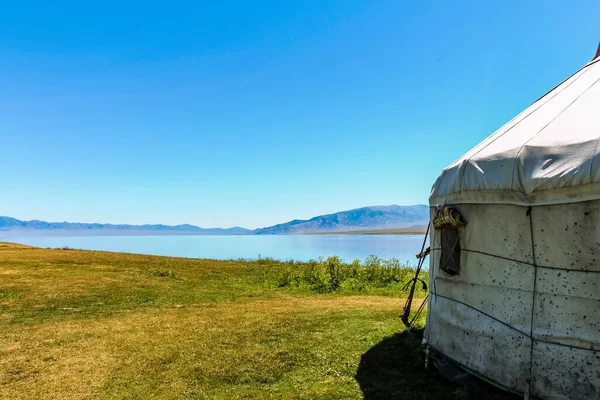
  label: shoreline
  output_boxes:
[306,226,427,235]
[0,226,429,237]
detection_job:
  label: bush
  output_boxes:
[276,268,300,288]
[273,255,423,295]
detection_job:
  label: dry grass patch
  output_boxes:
[1,295,407,399]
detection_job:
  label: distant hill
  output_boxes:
[0,216,250,235]
[253,205,429,234]
[0,204,429,235]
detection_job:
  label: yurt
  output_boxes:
[424,45,600,399]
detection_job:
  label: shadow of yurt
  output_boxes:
[355,330,456,400]
[355,330,520,400]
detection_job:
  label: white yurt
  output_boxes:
[424,45,600,400]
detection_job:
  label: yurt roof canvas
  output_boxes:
[430,47,600,207]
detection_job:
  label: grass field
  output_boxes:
[0,242,462,399]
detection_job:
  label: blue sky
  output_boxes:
[1,1,598,228]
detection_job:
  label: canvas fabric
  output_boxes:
[430,55,600,207]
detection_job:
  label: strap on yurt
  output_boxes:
[525,206,539,400]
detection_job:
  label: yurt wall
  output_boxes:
[425,200,600,399]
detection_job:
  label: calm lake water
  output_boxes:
[0,234,427,265]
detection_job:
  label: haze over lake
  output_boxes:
[0,234,427,265]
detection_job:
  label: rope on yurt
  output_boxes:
[431,284,596,352]
[400,223,430,329]
[409,293,429,327]
[525,206,539,399]
[431,246,600,274]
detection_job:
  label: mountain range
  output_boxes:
[0,205,429,235]
[253,205,428,234]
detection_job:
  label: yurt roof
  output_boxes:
[430,45,600,206]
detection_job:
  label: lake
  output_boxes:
[0,234,427,266]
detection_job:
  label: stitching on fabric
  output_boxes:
[509,74,600,192]
[589,137,600,185]
[533,59,597,104]
[430,168,449,203]
[587,79,600,185]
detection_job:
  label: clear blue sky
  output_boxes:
[1,1,598,228]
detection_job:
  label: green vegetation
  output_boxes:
[272,255,418,294]
[0,242,462,399]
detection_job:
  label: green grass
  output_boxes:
[0,242,462,399]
